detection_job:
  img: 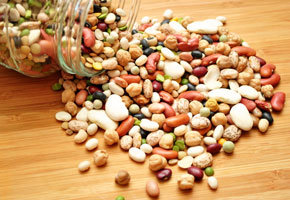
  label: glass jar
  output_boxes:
[0,0,140,77]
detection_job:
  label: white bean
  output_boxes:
[135,55,148,66]
[85,138,99,151]
[84,101,94,110]
[129,147,146,162]
[74,129,88,144]
[140,144,153,154]
[87,123,98,136]
[140,119,159,132]
[78,160,90,172]
[208,176,218,190]
[187,146,204,157]
[129,125,140,137]
[163,9,173,19]
[55,111,71,122]
[203,137,217,146]
[151,92,160,103]
[213,125,224,140]
[141,107,152,118]
[109,82,124,96]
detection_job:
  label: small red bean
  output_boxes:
[207,143,222,154]
[160,102,176,118]
[232,46,256,56]
[88,86,102,94]
[241,98,256,112]
[156,168,172,181]
[75,90,88,106]
[260,64,275,78]
[82,28,95,48]
[201,54,222,66]
[120,74,141,84]
[192,66,207,77]
[152,80,162,92]
[187,166,204,181]
[271,92,286,112]
[255,100,272,112]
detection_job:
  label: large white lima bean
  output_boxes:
[105,94,129,121]
[230,103,253,131]
[85,138,99,151]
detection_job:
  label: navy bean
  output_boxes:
[131,29,138,35]
[141,39,149,50]
[202,35,213,44]
[262,111,273,125]
[161,19,170,25]
[143,48,154,56]
[187,83,196,91]
[93,91,106,101]
[133,113,145,120]
[191,50,203,59]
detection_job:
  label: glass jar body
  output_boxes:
[0,0,139,77]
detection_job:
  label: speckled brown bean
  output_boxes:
[165,114,190,128]
[116,116,134,136]
[76,90,88,106]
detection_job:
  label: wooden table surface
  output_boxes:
[1,0,290,199]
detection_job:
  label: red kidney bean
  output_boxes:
[81,44,91,54]
[260,64,276,78]
[160,102,176,118]
[210,34,219,42]
[192,66,207,77]
[171,34,187,43]
[159,91,174,104]
[116,116,134,136]
[241,98,256,112]
[82,27,95,48]
[148,71,165,81]
[156,168,172,181]
[231,46,256,56]
[139,23,152,31]
[146,52,160,74]
[261,73,280,86]
[179,91,205,101]
[120,74,141,84]
[88,85,102,94]
[97,22,107,31]
[207,143,222,154]
[163,122,174,132]
[152,81,162,92]
[226,114,234,125]
[255,56,266,66]
[255,100,272,112]
[187,166,204,181]
[193,123,212,136]
[201,53,222,66]
[75,90,88,106]
[271,92,286,112]
[177,38,199,51]
[165,114,190,128]
[152,147,178,159]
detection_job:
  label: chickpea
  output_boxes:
[189,100,203,115]
[261,84,274,98]
[218,103,231,114]
[93,150,109,167]
[65,101,78,116]
[185,131,202,147]
[198,40,209,52]
[115,170,131,185]
[159,134,174,149]
[121,95,133,108]
[211,112,227,126]
[104,129,119,145]
[148,154,167,171]
[177,174,194,190]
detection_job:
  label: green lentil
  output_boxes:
[20,29,30,37]
[86,94,94,102]
[156,45,163,51]
[98,13,107,20]
[115,196,125,200]
[219,34,228,42]
[205,167,214,176]
[45,28,54,35]
[172,145,180,152]
[51,83,62,91]
[200,107,211,117]
[181,78,189,85]
[141,139,146,144]
[134,119,141,126]
[18,17,25,25]
[28,0,42,8]
[119,26,128,31]
[107,27,111,34]
[7,2,15,8]
[175,140,185,151]
[223,141,235,153]
[169,133,176,142]
[129,104,140,114]
[93,99,103,109]
[130,66,140,75]
[25,10,32,19]
[164,74,172,80]
[102,83,109,91]
[156,74,165,82]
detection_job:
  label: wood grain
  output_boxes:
[1,0,290,199]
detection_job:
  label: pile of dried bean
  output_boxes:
[54,9,286,198]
